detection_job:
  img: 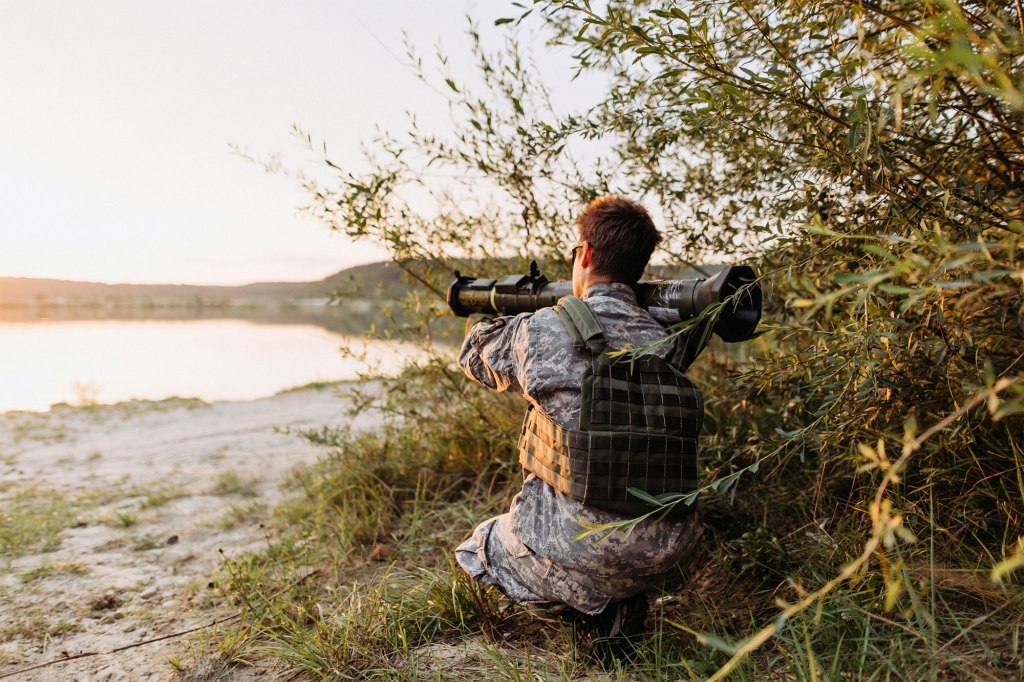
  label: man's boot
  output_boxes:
[579,593,649,667]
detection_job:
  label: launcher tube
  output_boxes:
[448,264,761,342]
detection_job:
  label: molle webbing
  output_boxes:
[518,296,702,517]
[580,358,702,432]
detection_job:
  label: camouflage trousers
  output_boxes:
[455,500,704,616]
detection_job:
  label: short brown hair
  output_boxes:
[577,195,661,283]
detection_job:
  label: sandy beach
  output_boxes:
[0,386,381,681]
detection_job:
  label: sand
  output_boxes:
[0,386,382,681]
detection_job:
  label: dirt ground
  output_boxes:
[0,387,380,681]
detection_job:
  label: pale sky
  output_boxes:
[0,1,592,285]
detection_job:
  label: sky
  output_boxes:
[0,1,594,285]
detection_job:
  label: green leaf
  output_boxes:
[991,547,1024,583]
[696,631,739,654]
[625,487,665,505]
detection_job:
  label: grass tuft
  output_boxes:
[220,500,267,529]
[0,488,75,558]
[212,470,262,498]
[19,559,91,583]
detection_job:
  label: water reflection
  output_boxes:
[0,299,385,337]
[0,317,422,413]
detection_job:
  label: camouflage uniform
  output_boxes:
[455,282,704,615]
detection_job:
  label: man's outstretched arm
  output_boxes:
[457,315,528,394]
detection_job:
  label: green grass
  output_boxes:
[220,500,267,529]
[140,485,188,510]
[113,510,138,528]
[49,395,208,417]
[10,416,69,444]
[0,611,84,642]
[0,487,76,558]
[212,470,262,498]
[19,559,91,583]
[194,450,1024,680]
[275,380,344,395]
[184,360,1024,680]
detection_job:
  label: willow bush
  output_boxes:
[525,0,1024,585]
[284,0,1024,676]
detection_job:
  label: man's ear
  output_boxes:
[580,242,593,268]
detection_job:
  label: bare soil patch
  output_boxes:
[0,387,379,681]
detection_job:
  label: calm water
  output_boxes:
[0,319,423,413]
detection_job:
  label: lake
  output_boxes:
[0,318,425,413]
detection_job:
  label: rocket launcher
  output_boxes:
[447,262,762,343]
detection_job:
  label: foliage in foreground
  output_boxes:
[201,1,1024,679]
[205,356,1022,680]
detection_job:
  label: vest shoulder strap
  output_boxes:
[555,296,607,354]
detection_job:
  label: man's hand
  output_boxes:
[464,312,497,337]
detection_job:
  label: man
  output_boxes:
[455,195,704,647]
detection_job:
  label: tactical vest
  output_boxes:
[517,296,703,518]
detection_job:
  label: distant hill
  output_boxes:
[0,258,723,309]
[0,261,407,306]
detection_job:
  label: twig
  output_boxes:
[0,614,243,680]
[0,570,319,680]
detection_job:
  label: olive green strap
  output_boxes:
[554,306,585,351]
[555,296,606,355]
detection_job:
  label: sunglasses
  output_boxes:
[570,241,586,262]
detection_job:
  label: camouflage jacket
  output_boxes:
[457,282,703,613]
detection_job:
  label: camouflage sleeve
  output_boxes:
[648,306,681,326]
[457,314,530,394]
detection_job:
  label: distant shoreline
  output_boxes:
[0,260,405,307]
[0,380,353,417]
